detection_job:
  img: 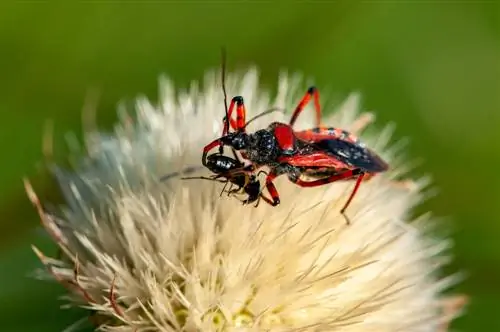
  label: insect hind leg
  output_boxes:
[288,169,364,225]
[339,172,365,225]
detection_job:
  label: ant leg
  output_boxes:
[289,87,321,128]
[221,181,231,197]
[230,147,240,160]
[289,169,364,225]
[232,173,250,195]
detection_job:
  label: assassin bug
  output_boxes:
[161,151,274,207]
[203,52,388,222]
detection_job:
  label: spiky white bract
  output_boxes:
[28,68,465,332]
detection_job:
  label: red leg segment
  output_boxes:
[222,97,238,136]
[235,97,247,131]
[259,194,277,206]
[223,96,247,135]
[290,169,360,188]
[289,87,322,128]
[202,138,222,167]
[289,169,364,225]
[339,172,365,224]
[262,171,281,206]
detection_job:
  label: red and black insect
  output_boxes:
[161,151,273,207]
[203,80,389,223]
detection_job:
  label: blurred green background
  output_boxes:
[0,2,498,331]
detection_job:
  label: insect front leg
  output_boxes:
[202,138,223,167]
[289,86,322,128]
[224,96,247,133]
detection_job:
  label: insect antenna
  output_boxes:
[243,107,284,130]
[160,166,203,182]
[181,176,227,184]
[220,47,230,154]
[221,181,231,197]
[182,175,233,197]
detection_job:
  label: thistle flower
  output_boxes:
[27,68,466,331]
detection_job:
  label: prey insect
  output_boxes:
[203,52,389,223]
[161,151,274,207]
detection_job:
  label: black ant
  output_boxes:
[161,150,273,206]
[200,49,389,222]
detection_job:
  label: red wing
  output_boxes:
[294,129,341,143]
[294,128,358,144]
[294,129,389,173]
[278,152,348,168]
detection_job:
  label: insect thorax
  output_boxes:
[246,129,280,164]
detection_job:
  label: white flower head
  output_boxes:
[27,68,466,332]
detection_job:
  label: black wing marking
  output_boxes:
[313,138,389,173]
